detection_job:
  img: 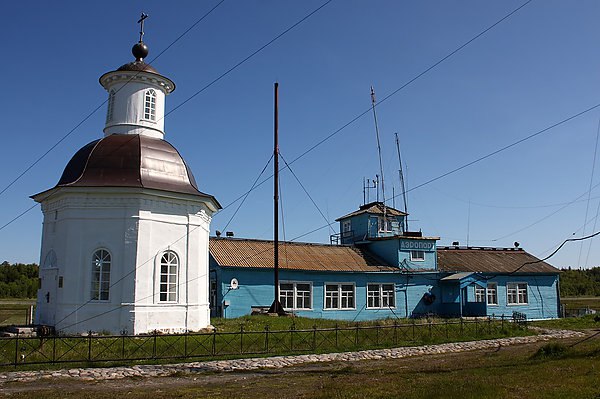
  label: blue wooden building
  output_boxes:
[209,202,560,321]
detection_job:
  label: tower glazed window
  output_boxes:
[106,90,115,123]
[144,89,157,121]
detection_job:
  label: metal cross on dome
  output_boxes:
[138,12,149,42]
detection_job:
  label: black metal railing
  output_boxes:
[0,315,526,368]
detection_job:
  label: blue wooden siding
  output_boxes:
[210,258,559,321]
[365,239,437,271]
[210,265,448,321]
[483,275,559,320]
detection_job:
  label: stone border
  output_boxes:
[0,328,584,384]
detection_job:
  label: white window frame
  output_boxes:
[367,283,396,309]
[474,285,486,303]
[159,251,179,303]
[410,250,425,262]
[487,283,498,305]
[342,220,351,233]
[143,89,157,121]
[378,216,394,232]
[90,249,111,301]
[324,283,355,310]
[506,282,528,305]
[279,281,312,310]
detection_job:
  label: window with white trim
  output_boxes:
[324,283,355,310]
[487,283,498,305]
[507,282,528,305]
[410,250,425,261]
[91,249,111,301]
[279,282,312,310]
[144,89,157,121]
[342,220,351,233]
[159,251,178,302]
[378,217,394,232]
[474,285,486,303]
[367,283,395,309]
[106,90,115,123]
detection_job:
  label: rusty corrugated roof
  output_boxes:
[209,238,395,272]
[437,247,559,274]
[335,202,407,221]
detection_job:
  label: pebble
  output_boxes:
[0,328,584,384]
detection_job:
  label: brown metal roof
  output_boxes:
[336,202,407,221]
[36,134,220,206]
[437,247,559,274]
[117,60,159,74]
[210,238,395,272]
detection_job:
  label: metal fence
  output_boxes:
[0,316,526,368]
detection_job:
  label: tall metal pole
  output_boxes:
[395,132,409,230]
[370,87,386,217]
[270,82,283,315]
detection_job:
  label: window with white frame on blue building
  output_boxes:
[367,283,395,308]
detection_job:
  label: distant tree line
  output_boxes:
[0,261,39,298]
[559,267,600,297]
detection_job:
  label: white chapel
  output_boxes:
[32,23,221,335]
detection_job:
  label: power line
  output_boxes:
[219,153,273,232]
[0,1,227,200]
[0,1,332,232]
[213,0,533,213]
[280,152,336,236]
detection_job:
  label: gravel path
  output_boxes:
[0,328,584,384]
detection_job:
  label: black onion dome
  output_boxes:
[56,134,219,206]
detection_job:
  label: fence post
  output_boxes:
[460,317,464,334]
[488,316,491,335]
[475,319,478,336]
[88,331,93,362]
[153,330,157,359]
[501,314,504,330]
[212,328,217,356]
[14,331,19,367]
[122,333,126,360]
[52,335,56,364]
[376,324,380,346]
[312,325,317,351]
[445,318,449,339]
[240,325,244,354]
[393,321,398,345]
[355,323,359,346]
[184,331,188,359]
[264,326,269,353]
[290,324,294,351]
[412,319,415,341]
[335,323,339,349]
[428,320,432,338]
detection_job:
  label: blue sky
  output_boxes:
[2,0,600,269]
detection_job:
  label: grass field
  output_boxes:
[2,331,598,398]
[0,316,530,371]
[0,300,35,326]
[561,296,600,310]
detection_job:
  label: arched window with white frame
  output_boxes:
[106,90,115,123]
[159,251,178,302]
[91,249,111,301]
[143,89,157,121]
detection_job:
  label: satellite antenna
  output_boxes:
[229,278,239,290]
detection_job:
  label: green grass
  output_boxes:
[0,300,34,326]
[532,314,600,330]
[4,334,599,398]
[0,316,530,371]
[561,296,600,310]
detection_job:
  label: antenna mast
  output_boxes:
[370,86,386,216]
[269,82,284,315]
[395,132,409,230]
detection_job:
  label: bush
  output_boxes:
[532,342,569,359]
